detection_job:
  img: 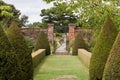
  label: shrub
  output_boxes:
[0,24,22,80]
[89,17,118,80]
[72,33,88,55]
[25,37,34,51]
[34,31,51,55]
[7,21,33,80]
[102,32,120,80]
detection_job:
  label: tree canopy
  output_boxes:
[43,0,120,29]
[0,1,29,28]
[40,1,79,33]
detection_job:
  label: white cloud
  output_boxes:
[3,0,53,23]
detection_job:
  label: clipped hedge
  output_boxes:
[7,21,33,80]
[32,49,46,68]
[89,17,118,80]
[78,49,91,68]
[0,24,21,80]
[34,31,51,55]
[103,32,120,80]
[72,33,88,55]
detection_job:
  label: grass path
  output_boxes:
[34,55,89,80]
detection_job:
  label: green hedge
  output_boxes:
[72,33,88,55]
[34,31,51,55]
[32,49,46,68]
[0,24,21,80]
[89,17,118,80]
[103,32,120,80]
[7,21,33,80]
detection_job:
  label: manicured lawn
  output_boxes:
[34,55,89,80]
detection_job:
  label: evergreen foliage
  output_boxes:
[72,33,88,55]
[89,17,118,80]
[7,21,33,80]
[0,24,22,80]
[34,31,51,55]
[102,32,120,80]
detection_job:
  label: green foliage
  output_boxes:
[40,1,78,33]
[89,17,118,80]
[0,0,21,29]
[0,24,22,80]
[72,33,88,55]
[19,15,29,27]
[102,32,120,80]
[25,37,34,51]
[56,33,62,37]
[0,5,13,18]
[34,31,51,55]
[27,22,48,28]
[7,21,33,80]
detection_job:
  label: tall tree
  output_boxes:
[19,15,29,27]
[40,1,78,33]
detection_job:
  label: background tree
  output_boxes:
[89,17,118,80]
[7,21,33,80]
[0,0,21,29]
[34,31,51,55]
[19,15,29,27]
[27,22,48,28]
[103,32,120,80]
[40,1,79,33]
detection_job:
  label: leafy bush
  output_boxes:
[72,33,88,55]
[34,31,51,55]
[0,24,22,80]
[89,17,118,80]
[103,32,120,80]
[7,21,33,80]
[25,37,34,51]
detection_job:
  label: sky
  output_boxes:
[3,0,53,23]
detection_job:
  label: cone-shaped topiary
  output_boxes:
[72,33,88,55]
[89,17,118,80]
[102,32,120,80]
[7,21,33,80]
[34,31,51,55]
[0,24,22,80]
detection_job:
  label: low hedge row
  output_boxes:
[78,49,91,68]
[32,49,46,68]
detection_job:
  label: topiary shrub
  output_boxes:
[34,31,51,55]
[102,32,120,80]
[89,17,118,80]
[7,21,33,80]
[72,33,88,55]
[0,24,22,80]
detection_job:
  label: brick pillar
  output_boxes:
[69,23,75,41]
[47,23,54,44]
